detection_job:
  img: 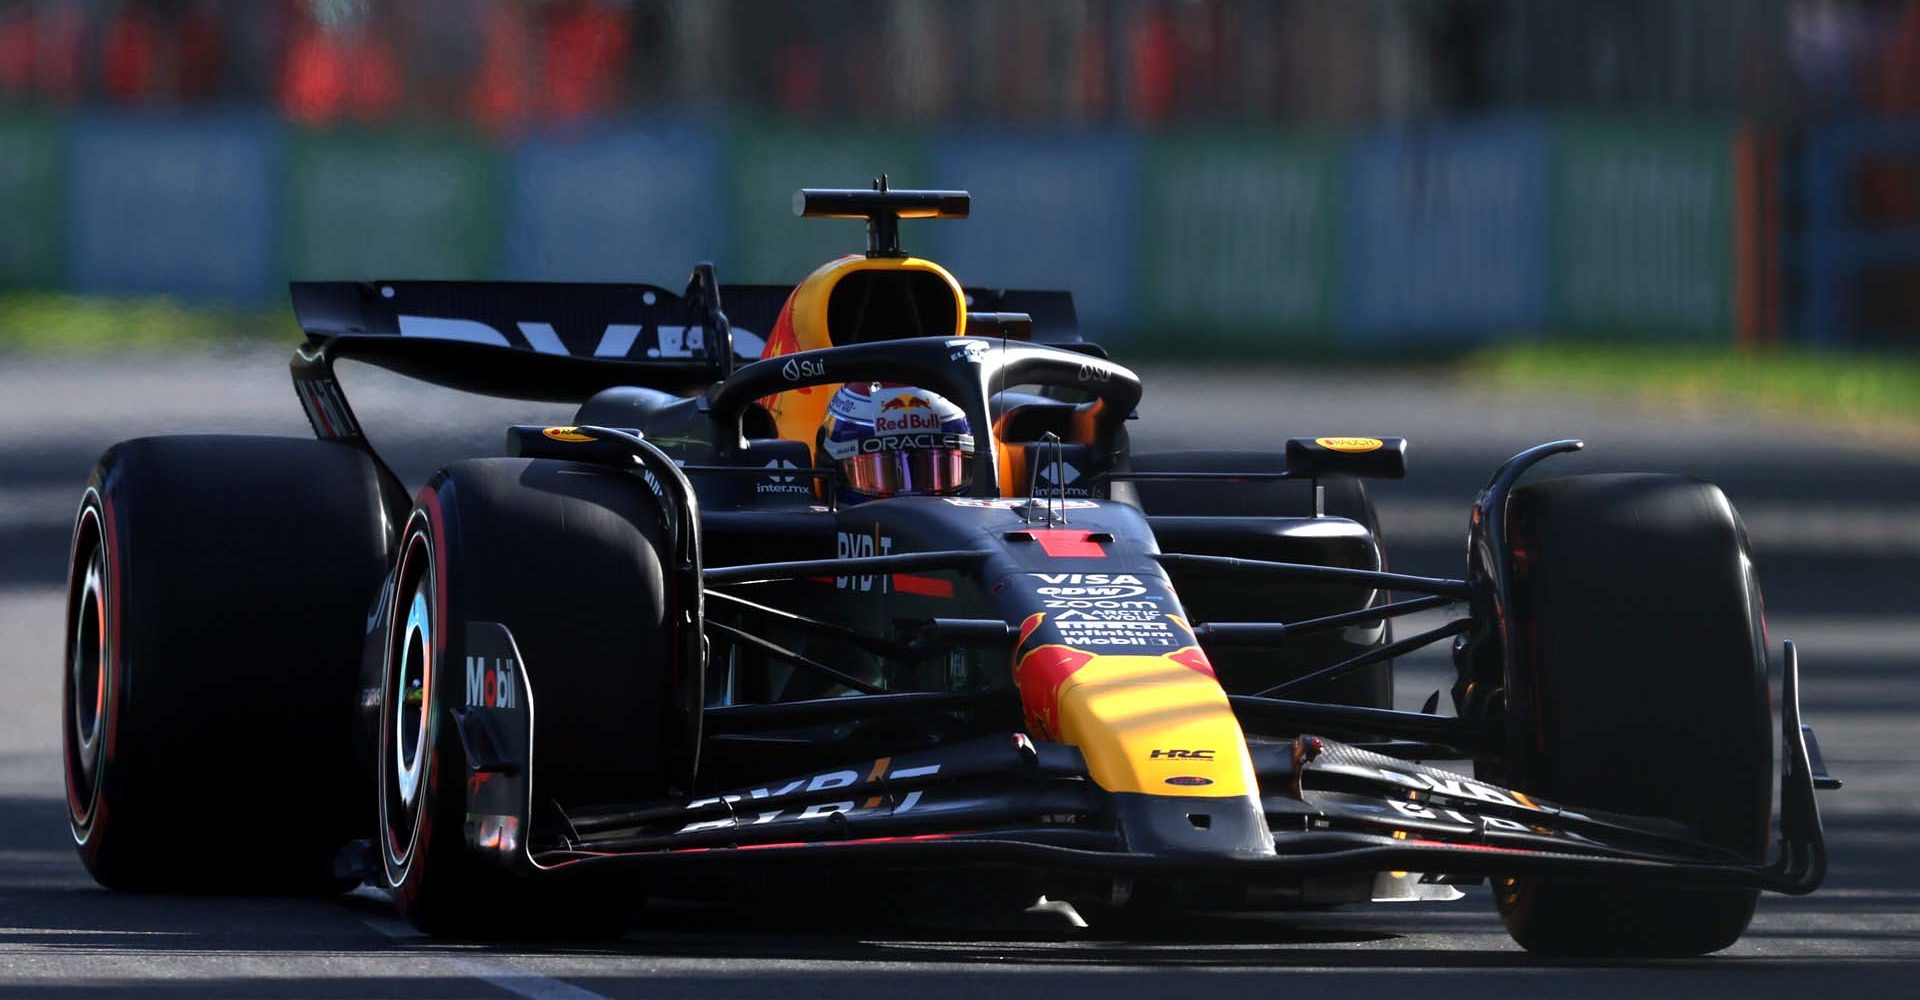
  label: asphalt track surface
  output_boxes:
[0,351,1915,998]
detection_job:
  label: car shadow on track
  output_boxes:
[319,885,1865,975]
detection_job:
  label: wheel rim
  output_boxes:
[393,584,431,809]
[64,505,108,832]
[72,549,106,764]
[380,524,434,875]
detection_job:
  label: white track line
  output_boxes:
[358,912,613,1000]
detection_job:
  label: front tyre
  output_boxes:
[1494,474,1773,957]
[379,458,677,937]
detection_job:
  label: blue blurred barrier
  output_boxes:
[68,113,280,302]
[504,119,725,283]
[928,131,1139,336]
[1340,121,1549,343]
[1800,121,1920,345]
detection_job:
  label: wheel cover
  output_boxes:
[64,503,109,836]
[394,586,431,810]
[379,522,435,878]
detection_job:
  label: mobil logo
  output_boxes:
[465,655,516,709]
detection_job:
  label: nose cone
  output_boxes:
[1049,654,1254,798]
[1112,791,1275,858]
[1024,650,1274,857]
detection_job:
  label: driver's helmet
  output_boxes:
[821,382,974,500]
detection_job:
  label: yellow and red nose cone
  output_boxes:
[1014,643,1256,798]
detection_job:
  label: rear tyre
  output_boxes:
[1125,450,1390,707]
[380,458,677,938]
[64,436,390,891]
[1495,474,1772,957]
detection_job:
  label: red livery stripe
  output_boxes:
[1407,839,1537,854]
[663,831,964,854]
[1029,529,1105,558]
[890,573,955,598]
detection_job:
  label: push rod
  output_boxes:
[706,550,986,587]
[703,690,1003,735]
[1155,552,1474,600]
[706,621,886,696]
[705,589,918,661]
[1250,619,1472,699]
[1194,594,1456,647]
[1230,696,1486,750]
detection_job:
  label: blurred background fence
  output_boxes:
[0,0,1916,351]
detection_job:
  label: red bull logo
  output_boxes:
[874,392,942,434]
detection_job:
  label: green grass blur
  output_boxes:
[1466,342,1920,436]
[0,291,291,354]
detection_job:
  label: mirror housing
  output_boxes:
[1285,437,1408,479]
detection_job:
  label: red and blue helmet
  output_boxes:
[821,382,974,500]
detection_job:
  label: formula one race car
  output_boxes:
[61,184,1836,956]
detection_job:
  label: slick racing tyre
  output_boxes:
[64,436,390,891]
[379,458,676,937]
[1495,474,1773,957]
[1126,450,1390,708]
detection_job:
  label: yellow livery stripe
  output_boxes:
[1051,654,1256,797]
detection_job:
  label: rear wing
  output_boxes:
[290,267,740,402]
[289,271,1081,403]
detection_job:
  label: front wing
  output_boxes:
[462,645,1826,896]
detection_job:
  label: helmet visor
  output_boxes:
[839,449,972,497]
